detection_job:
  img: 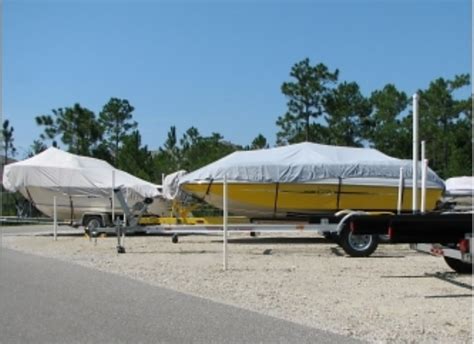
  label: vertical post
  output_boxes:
[397,167,404,214]
[53,196,57,241]
[223,176,228,271]
[412,93,419,213]
[111,170,116,224]
[162,173,165,185]
[421,141,427,213]
[421,159,428,213]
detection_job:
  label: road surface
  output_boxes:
[0,248,363,343]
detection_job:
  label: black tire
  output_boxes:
[339,225,379,257]
[84,216,103,235]
[443,256,473,274]
[172,234,179,244]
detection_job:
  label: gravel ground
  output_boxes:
[1,226,472,344]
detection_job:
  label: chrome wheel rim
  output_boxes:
[87,219,101,231]
[348,232,373,251]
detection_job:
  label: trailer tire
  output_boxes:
[443,256,473,274]
[339,225,378,257]
[84,216,103,235]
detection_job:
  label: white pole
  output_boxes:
[111,170,116,224]
[421,159,428,213]
[412,93,419,213]
[53,196,57,241]
[397,167,404,214]
[421,141,427,213]
[223,176,228,271]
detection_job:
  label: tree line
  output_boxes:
[2,58,472,181]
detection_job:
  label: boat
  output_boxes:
[439,176,473,211]
[3,147,170,224]
[178,142,445,218]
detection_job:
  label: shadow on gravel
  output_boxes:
[382,272,473,291]
[365,255,406,258]
[36,232,85,237]
[214,237,329,245]
[381,275,432,278]
[425,294,472,299]
[126,249,220,255]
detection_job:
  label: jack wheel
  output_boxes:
[172,234,179,244]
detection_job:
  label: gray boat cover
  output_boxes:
[179,142,445,188]
[3,147,161,198]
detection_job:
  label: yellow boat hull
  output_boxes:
[181,182,443,217]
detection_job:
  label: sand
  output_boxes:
[1,226,472,343]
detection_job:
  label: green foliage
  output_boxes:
[116,130,154,180]
[276,58,471,178]
[276,58,338,144]
[36,104,102,156]
[2,120,16,164]
[99,98,137,163]
[368,84,409,158]
[28,66,471,184]
[324,82,371,147]
[152,126,240,183]
[250,134,269,149]
[27,140,47,157]
[416,75,472,178]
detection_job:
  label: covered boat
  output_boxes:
[3,147,169,223]
[440,176,473,211]
[179,142,445,217]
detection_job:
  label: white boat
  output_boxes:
[440,176,473,211]
[3,147,170,225]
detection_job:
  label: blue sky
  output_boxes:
[4,0,471,158]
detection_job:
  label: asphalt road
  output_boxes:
[0,248,364,344]
[0,224,81,235]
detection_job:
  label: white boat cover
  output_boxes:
[3,147,161,198]
[179,142,445,188]
[162,170,187,200]
[445,176,474,196]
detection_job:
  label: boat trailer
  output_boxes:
[109,187,382,258]
[350,212,473,273]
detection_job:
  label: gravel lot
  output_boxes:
[1,225,472,343]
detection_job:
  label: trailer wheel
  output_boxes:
[443,256,473,274]
[339,225,378,257]
[84,216,103,235]
[172,234,179,244]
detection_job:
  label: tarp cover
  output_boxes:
[3,147,160,198]
[445,176,473,196]
[179,142,445,188]
[162,170,187,200]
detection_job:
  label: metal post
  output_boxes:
[421,159,428,213]
[223,176,228,271]
[111,170,116,223]
[421,141,427,213]
[412,93,419,213]
[397,167,404,214]
[53,196,57,241]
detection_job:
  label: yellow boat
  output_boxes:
[179,143,445,218]
[181,182,443,217]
